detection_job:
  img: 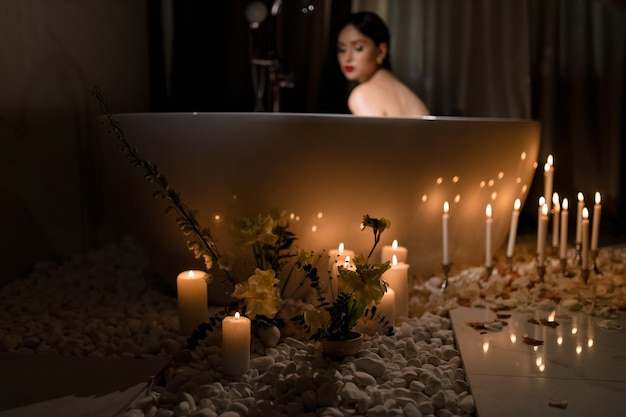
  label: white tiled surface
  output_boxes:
[450,306,626,417]
[0,354,167,417]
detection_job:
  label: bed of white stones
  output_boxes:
[2,235,625,417]
[0,236,475,417]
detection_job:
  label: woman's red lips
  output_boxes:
[344,66,355,73]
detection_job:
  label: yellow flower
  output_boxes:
[338,261,390,305]
[303,305,330,333]
[232,214,277,246]
[297,249,314,266]
[232,268,281,318]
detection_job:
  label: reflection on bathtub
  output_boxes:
[99,113,540,297]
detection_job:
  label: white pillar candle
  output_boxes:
[485,204,493,268]
[591,192,602,251]
[576,192,584,245]
[328,242,355,294]
[581,207,590,269]
[544,155,554,212]
[506,199,521,258]
[552,192,560,248]
[381,239,408,264]
[560,198,569,259]
[222,312,251,375]
[537,204,549,264]
[378,288,396,326]
[442,201,450,265]
[383,255,409,320]
[177,270,209,335]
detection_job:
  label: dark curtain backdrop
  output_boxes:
[148,0,625,239]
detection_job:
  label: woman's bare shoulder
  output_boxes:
[348,82,388,116]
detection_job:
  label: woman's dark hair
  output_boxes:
[338,11,392,70]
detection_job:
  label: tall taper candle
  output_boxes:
[581,207,590,270]
[591,192,602,251]
[506,199,521,258]
[442,201,450,265]
[552,192,560,248]
[576,192,584,245]
[544,155,554,212]
[538,204,549,264]
[560,198,569,259]
[177,270,209,335]
[485,204,493,268]
[222,312,251,375]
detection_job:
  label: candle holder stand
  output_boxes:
[581,268,590,285]
[536,256,546,282]
[590,249,601,275]
[440,263,452,291]
[574,242,582,267]
[560,258,575,278]
[506,256,513,272]
[486,264,494,278]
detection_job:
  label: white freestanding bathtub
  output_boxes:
[99,113,540,303]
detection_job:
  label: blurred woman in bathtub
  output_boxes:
[337,11,429,117]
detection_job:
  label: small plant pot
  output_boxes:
[321,332,363,358]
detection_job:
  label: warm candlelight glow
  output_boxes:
[548,311,556,322]
[563,198,569,211]
[544,162,550,173]
[483,341,489,353]
[486,204,492,218]
[514,198,521,210]
[338,242,345,254]
[542,204,548,217]
[392,239,398,249]
[444,201,449,213]
[392,254,398,266]
[547,154,554,166]
[552,192,559,206]
[235,311,240,319]
[583,207,589,219]
[576,345,583,355]
[595,192,601,205]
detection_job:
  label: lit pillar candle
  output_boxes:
[544,155,554,212]
[383,255,409,320]
[560,198,569,259]
[328,242,355,294]
[581,207,590,269]
[591,192,602,251]
[222,312,251,375]
[485,204,493,268]
[177,270,209,335]
[381,239,407,264]
[552,192,560,248]
[378,288,396,326]
[576,192,585,245]
[442,201,450,264]
[537,204,549,264]
[506,199,521,258]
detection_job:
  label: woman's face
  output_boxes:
[337,24,385,83]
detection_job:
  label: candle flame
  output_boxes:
[542,204,548,216]
[235,312,240,319]
[392,239,398,249]
[563,198,569,210]
[552,192,559,205]
[483,341,489,353]
[582,207,589,219]
[544,162,550,172]
[595,192,601,204]
[338,242,344,254]
[187,270,195,279]
[548,311,556,322]
[392,254,398,266]
[576,345,582,355]
[514,198,521,210]
[578,192,584,202]
[588,338,594,348]
[443,201,449,213]
[344,256,351,267]
[547,154,554,166]
[486,204,492,218]
[539,196,545,206]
